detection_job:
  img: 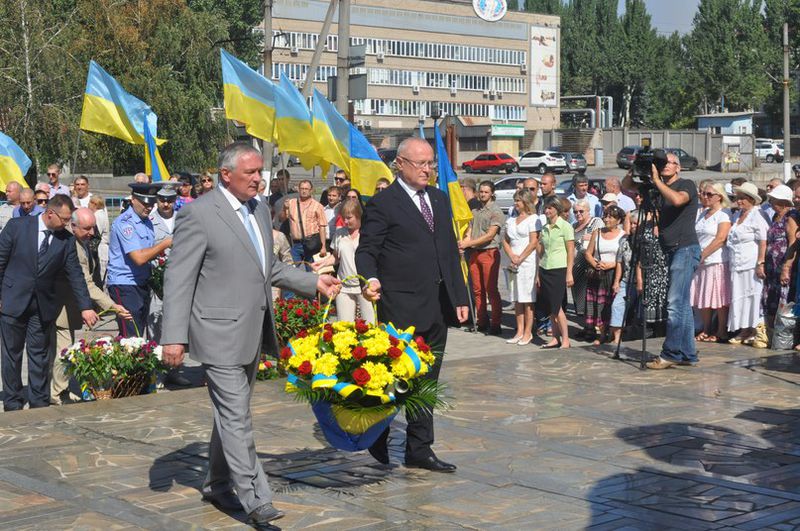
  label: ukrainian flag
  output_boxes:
[311,89,392,194]
[0,132,31,192]
[220,49,278,142]
[275,73,321,170]
[143,120,169,182]
[80,61,165,146]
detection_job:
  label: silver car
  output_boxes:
[492,175,526,213]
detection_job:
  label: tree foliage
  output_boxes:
[0,0,245,177]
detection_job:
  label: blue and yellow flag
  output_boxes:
[80,61,165,146]
[276,73,321,170]
[0,132,31,192]
[221,49,278,142]
[435,123,472,238]
[311,89,392,193]
[143,120,169,182]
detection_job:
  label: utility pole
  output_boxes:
[335,0,350,116]
[302,0,337,99]
[783,23,792,182]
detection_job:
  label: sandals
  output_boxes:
[696,332,709,342]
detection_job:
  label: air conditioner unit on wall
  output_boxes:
[483,89,490,97]
[412,85,420,94]
[364,120,372,128]
[520,63,527,74]
[290,46,299,55]
[418,112,426,121]
[489,89,497,98]
[377,51,385,61]
[450,87,457,96]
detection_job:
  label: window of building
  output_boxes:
[461,137,488,151]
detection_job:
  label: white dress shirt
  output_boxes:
[37,215,53,250]
[396,177,433,214]
[219,185,266,275]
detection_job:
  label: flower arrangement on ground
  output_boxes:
[282,318,447,451]
[273,297,324,345]
[149,252,168,299]
[61,336,166,399]
[256,356,280,381]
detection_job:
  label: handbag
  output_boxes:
[586,229,603,281]
[296,199,323,256]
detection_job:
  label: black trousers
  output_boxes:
[108,284,150,338]
[1,296,55,411]
[373,283,451,461]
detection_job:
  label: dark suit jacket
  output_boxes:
[0,216,91,322]
[356,180,468,331]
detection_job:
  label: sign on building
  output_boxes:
[530,25,558,107]
[472,0,508,22]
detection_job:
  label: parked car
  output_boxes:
[462,153,519,174]
[616,146,641,169]
[492,175,526,213]
[754,141,784,163]
[562,152,587,173]
[518,150,568,174]
[271,154,300,167]
[665,148,699,171]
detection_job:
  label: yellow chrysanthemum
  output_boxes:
[361,333,391,357]
[361,361,394,391]
[331,330,359,358]
[312,353,339,376]
[332,321,354,332]
[390,356,416,379]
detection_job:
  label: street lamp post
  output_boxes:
[783,23,792,182]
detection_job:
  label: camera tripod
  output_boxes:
[612,186,662,369]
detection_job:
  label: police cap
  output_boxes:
[128,182,160,205]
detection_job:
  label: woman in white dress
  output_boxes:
[502,190,541,345]
[726,182,768,344]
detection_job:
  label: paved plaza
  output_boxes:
[0,329,799,530]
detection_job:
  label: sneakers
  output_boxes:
[646,357,676,370]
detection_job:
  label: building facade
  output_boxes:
[267,0,560,156]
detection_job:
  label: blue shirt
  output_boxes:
[107,206,155,285]
[13,205,44,218]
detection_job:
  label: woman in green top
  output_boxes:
[536,197,575,349]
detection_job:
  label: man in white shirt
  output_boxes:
[71,175,93,208]
[323,185,341,246]
[567,174,601,220]
[606,176,636,212]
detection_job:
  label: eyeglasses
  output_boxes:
[201,178,213,183]
[181,182,191,186]
[398,157,436,170]
[702,192,717,198]
[36,199,47,205]
[334,177,346,183]
[47,209,71,223]
[47,172,58,177]
[573,209,586,214]
[525,187,537,191]
[766,185,775,191]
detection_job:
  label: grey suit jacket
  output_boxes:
[161,187,318,366]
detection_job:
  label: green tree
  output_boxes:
[684,0,771,114]
[524,0,563,14]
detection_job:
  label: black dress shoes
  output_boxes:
[201,490,243,511]
[368,439,390,464]
[248,503,285,525]
[405,455,457,473]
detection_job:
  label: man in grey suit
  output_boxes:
[160,142,340,526]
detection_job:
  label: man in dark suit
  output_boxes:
[356,137,469,472]
[0,194,98,411]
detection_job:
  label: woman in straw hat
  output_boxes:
[725,182,769,345]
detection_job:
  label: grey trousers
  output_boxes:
[202,356,272,513]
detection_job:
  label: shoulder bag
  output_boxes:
[297,199,323,256]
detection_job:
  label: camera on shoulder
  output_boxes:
[632,138,668,185]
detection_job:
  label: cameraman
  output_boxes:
[622,152,700,369]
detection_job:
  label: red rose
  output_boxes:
[280,347,292,360]
[297,329,308,338]
[298,361,312,375]
[352,346,368,360]
[352,367,371,386]
[415,336,430,352]
[323,330,333,342]
[388,346,402,359]
[264,360,273,368]
[389,336,399,347]
[355,319,370,334]
[295,308,304,317]
[324,323,333,333]
[281,311,288,321]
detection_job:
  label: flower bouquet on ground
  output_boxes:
[273,297,324,346]
[282,317,448,451]
[61,336,166,399]
[149,252,168,299]
[256,356,280,381]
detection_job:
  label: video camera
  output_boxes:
[632,138,668,184]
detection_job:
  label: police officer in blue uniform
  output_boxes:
[107,183,172,337]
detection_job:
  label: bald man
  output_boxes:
[0,181,22,230]
[50,208,131,404]
[761,178,783,221]
[13,188,44,218]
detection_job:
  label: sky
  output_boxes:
[513,0,700,35]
